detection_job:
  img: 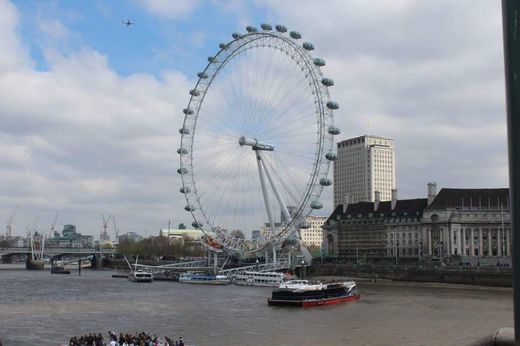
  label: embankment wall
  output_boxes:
[309,264,512,287]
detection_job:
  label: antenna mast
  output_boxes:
[5,205,19,237]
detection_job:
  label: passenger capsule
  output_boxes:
[189,89,200,97]
[275,25,287,33]
[328,126,340,135]
[310,201,323,210]
[183,108,194,115]
[260,23,272,31]
[321,78,334,87]
[319,177,332,186]
[192,221,203,228]
[326,101,339,110]
[232,32,241,39]
[289,31,301,39]
[325,152,337,161]
[184,205,195,212]
[180,187,191,193]
[178,127,190,134]
[219,43,227,49]
[246,26,257,33]
[302,42,314,50]
[177,167,188,174]
[208,56,219,63]
[177,147,188,155]
[313,58,326,67]
[299,221,311,229]
[197,72,208,79]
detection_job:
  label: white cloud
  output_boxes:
[260,0,507,201]
[0,0,32,72]
[0,2,193,236]
[0,0,510,239]
[37,19,69,42]
[135,0,200,19]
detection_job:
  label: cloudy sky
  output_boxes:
[0,0,507,239]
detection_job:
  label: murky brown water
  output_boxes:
[0,265,513,345]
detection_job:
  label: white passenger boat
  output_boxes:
[178,272,229,285]
[234,271,287,287]
[124,256,153,283]
[128,270,153,283]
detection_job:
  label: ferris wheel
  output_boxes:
[178,24,340,254]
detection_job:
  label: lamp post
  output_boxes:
[395,241,399,265]
[356,242,359,266]
[502,2,520,340]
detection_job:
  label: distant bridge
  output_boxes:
[0,247,116,256]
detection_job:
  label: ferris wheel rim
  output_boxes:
[179,26,336,254]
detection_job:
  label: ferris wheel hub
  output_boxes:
[238,136,274,151]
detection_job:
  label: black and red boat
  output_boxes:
[51,266,71,275]
[268,280,360,307]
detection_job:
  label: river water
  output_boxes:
[0,265,513,346]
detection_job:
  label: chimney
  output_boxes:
[374,191,381,211]
[391,189,398,210]
[342,193,350,213]
[427,182,437,206]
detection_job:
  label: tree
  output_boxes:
[230,229,245,239]
[116,235,206,259]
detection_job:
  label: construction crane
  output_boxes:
[49,212,60,235]
[5,205,19,237]
[112,215,119,244]
[101,214,113,242]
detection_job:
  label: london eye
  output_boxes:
[178,24,340,255]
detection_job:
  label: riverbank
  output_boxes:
[309,275,513,292]
[310,263,513,287]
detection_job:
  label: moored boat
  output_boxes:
[179,272,229,285]
[124,255,153,283]
[128,271,153,283]
[51,266,71,274]
[234,271,287,287]
[268,280,360,307]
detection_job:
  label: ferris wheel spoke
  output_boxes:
[179,27,336,253]
[259,89,315,137]
[250,47,286,131]
[257,56,311,116]
[259,112,317,141]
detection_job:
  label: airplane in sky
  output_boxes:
[122,19,134,26]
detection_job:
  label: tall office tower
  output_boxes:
[333,135,396,207]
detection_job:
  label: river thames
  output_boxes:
[0,265,513,345]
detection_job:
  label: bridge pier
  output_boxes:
[26,258,44,270]
[213,252,218,274]
[1,254,13,264]
[90,254,102,270]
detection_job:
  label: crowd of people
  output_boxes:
[68,331,186,346]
